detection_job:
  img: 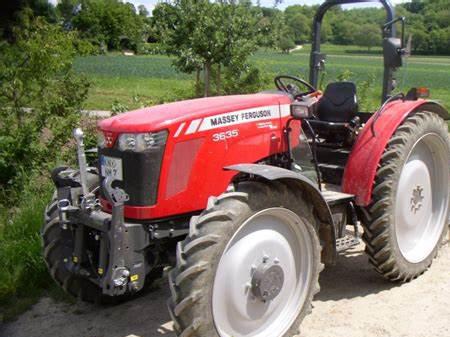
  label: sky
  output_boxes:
[49,0,411,13]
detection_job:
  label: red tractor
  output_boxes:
[42,0,449,336]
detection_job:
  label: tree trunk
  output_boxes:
[204,62,211,97]
[216,64,221,95]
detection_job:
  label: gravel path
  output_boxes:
[1,243,449,337]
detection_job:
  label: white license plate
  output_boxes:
[101,156,123,181]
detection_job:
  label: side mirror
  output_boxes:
[383,37,402,68]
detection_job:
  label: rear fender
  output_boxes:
[343,100,449,206]
[226,163,337,265]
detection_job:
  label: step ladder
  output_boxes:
[321,186,360,252]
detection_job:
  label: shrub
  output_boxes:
[222,64,269,95]
[0,17,90,194]
[0,177,54,322]
[278,36,296,54]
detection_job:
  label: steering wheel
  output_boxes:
[274,75,316,98]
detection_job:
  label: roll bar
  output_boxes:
[309,0,397,103]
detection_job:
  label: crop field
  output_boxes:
[74,44,450,111]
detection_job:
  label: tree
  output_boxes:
[285,12,311,44]
[56,0,80,29]
[354,24,381,51]
[138,4,149,17]
[332,21,358,45]
[154,0,259,97]
[284,5,312,44]
[278,36,296,53]
[0,0,57,41]
[71,0,145,52]
[0,16,89,188]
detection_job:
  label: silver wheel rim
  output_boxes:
[395,133,450,263]
[212,208,313,337]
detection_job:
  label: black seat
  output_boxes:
[316,82,358,122]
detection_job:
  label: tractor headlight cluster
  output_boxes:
[97,132,106,148]
[117,131,168,152]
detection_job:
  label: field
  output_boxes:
[74,44,450,111]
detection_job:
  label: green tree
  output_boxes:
[278,35,296,54]
[56,0,80,29]
[138,4,149,17]
[285,12,311,44]
[0,16,89,189]
[354,24,382,51]
[72,0,145,52]
[0,0,57,40]
[154,0,259,97]
[332,21,358,45]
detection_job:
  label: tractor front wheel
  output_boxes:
[42,197,107,303]
[168,180,322,337]
[362,111,450,282]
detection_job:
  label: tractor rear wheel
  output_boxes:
[362,111,450,282]
[168,180,322,337]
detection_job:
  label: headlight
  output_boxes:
[117,131,168,152]
[97,132,106,148]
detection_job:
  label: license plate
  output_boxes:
[100,156,123,181]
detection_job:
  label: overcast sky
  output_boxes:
[49,0,411,13]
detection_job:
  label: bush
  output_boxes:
[278,36,296,54]
[222,64,269,95]
[137,42,164,55]
[0,179,53,322]
[0,17,90,194]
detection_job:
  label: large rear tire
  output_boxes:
[362,111,450,282]
[168,180,322,337]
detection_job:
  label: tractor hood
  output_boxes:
[98,93,292,133]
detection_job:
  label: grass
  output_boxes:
[0,179,56,322]
[74,44,450,111]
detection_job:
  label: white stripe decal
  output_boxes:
[280,104,291,117]
[185,119,202,135]
[174,122,186,138]
[198,104,287,132]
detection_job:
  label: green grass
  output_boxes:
[74,45,450,111]
[0,180,55,322]
[74,55,194,110]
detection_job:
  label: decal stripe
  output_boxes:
[185,119,202,135]
[174,122,186,138]
[198,105,287,132]
[280,104,291,117]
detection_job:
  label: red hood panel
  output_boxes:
[98,93,292,133]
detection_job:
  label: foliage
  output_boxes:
[111,100,129,115]
[0,0,57,41]
[153,0,260,96]
[222,64,269,95]
[0,17,89,192]
[278,36,296,54]
[0,178,53,319]
[70,0,147,52]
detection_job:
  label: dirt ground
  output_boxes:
[1,243,449,337]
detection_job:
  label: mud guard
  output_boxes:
[343,100,449,206]
[225,163,337,265]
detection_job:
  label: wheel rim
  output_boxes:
[395,133,450,263]
[212,208,314,337]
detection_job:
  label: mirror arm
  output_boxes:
[384,16,406,49]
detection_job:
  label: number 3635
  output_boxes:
[212,129,239,142]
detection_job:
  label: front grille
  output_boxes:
[98,146,165,206]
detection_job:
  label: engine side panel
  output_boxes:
[342,99,448,206]
[101,96,293,219]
